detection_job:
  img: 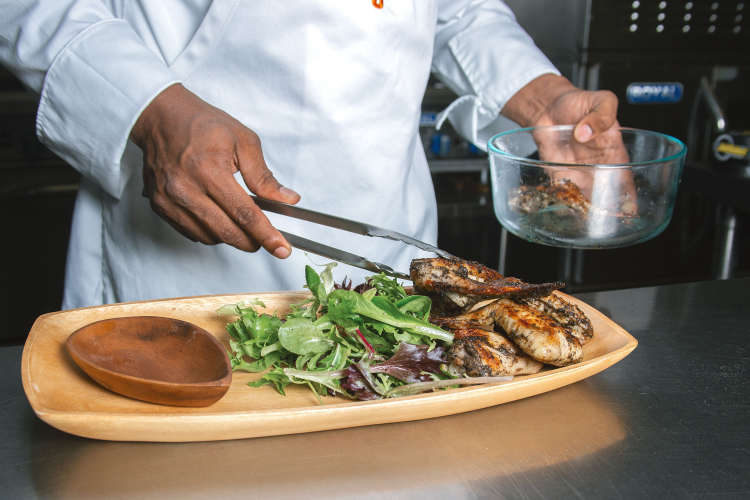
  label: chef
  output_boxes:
[0,1,620,308]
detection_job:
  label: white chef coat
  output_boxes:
[0,0,558,308]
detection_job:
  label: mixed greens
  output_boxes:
[220,263,469,401]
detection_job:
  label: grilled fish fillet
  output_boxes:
[509,178,590,215]
[515,293,593,345]
[410,258,564,311]
[493,299,583,367]
[447,326,543,377]
[436,297,586,367]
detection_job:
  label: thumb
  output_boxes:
[237,131,301,204]
[574,90,618,143]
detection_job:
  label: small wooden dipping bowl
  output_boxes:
[66,316,232,407]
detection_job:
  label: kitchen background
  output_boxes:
[1,0,748,343]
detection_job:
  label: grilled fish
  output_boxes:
[435,294,586,367]
[493,299,583,367]
[514,293,593,345]
[509,178,590,216]
[410,257,564,311]
[447,326,543,377]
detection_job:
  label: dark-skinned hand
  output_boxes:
[130,84,300,258]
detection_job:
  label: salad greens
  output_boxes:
[221,263,462,400]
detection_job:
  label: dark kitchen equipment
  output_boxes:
[497,0,750,287]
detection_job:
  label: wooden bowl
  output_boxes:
[66,316,232,407]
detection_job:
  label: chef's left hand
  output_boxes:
[502,74,636,213]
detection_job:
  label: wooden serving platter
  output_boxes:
[21,291,637,442]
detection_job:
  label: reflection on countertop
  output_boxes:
[35,384,625,499]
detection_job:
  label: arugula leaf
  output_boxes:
[327,290,453,344]
[367,273,408,301]
[249,367,292,395]
[305,263,337,309]
[305,265,323,304]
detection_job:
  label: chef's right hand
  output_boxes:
[130,84,299,258]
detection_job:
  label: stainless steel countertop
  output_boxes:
[2,278,749,499]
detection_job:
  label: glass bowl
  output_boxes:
[487,125,687,249]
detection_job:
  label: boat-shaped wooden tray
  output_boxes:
[22,291,637,442]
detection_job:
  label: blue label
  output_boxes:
[420,112,437,127]
[626,82,684,104]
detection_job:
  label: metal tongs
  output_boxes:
[252,196,456,280]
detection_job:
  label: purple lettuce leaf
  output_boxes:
[340,366,380,400]
[369,343,446,383]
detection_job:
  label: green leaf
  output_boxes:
[217,298,267,317]
[295,353,312,370]
[367,273,408,301]
[282,368,346,396]
[233,351,281,372]
[327,290,453,344]
[306,352,325,370]
[319,262,337,297]
[260,341,280,357]
[278,317,335,355]
[396,295,432,321]
[249,367,291,395]
[226,322,247,342]
[320,344,349,371]
[305,263,337,308]
[393,331,424,345]
[358,325,391,352]
[305,265,323,303]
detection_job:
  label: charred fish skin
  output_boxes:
[447,326,543,377]
[410,258,565,305]
[515,293,593,345]
[494,299,583,367]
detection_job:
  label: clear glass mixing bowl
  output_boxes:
[488,126,687,249]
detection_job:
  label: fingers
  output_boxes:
[149,194,218,245]
[574,90,618,143]
[147,162,286,254]
[176,180,273,253]
[136,88,298,258]
[203,168,293,258]
[235,131,300,204]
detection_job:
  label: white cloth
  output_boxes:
[0,0,558,308]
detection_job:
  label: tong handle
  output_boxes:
[252,196,455,259]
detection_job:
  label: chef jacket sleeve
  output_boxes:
[432,0,560,150]
[0,1,180,198]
